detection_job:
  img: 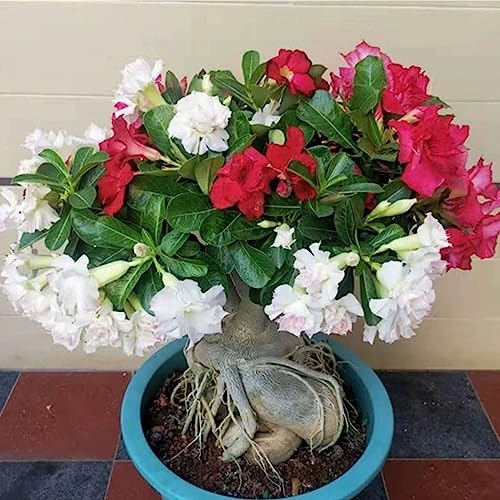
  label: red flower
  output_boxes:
[391,106,469,197]
[266,126,317,201]
[267,49,316,96]
[97,157,135,216]
[382,63,430,115]
[210,148,276,220]
[100,116,161,163]
[330,41,392,100]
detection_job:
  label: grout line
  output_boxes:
[466,372,500,443]
[103,459,116,500]
[0,372,20,419]
[381,470,391,500]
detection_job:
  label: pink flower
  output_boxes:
[441,215,500,270]
[391,106,469,197]
[443,158,500,227]
[100,116,161,163]
[267,49,317,96]
[382,63,430,115]
[330,41,392,100]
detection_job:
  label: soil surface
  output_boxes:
[144,371,366,499]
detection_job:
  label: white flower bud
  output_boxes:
[133,243,150,257]
[366,199,416,222]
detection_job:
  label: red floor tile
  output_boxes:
[383,459,500,500]
[469,372,500,437]
[106,461,160,500]
[0,372,130,459]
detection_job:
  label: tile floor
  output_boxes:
[0,370,498,500]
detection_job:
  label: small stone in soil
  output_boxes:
[144,371,367,499]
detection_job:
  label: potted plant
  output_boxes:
[1,42,498,499]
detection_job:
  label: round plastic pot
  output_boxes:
[121,337,393,500]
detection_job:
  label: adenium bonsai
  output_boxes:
[1,42,499,468]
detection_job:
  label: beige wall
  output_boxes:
[0,0,499,369]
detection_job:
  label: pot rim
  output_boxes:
[121,338,393,500]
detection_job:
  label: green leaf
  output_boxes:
[177,240,201,258]
[326,152,355,181]
[38,149,69,178]
[161,230,189,257]
[376,180,412,203]
[265,194,301,217]
[252,265,296,306]
[105,260,152,310]
[199,211,240,247]
[195,254,229,292]
[178,156,199,180]
[144,194,166,244]
[85,247,132,267]
[424,95,450,108]
[71,151,108,185]
[334,199,358,247]
[350,56,387,114]
[206,245,234,273]
[349,111,383,147]
[195,156,225,194]
[308,145,332,189]
[143,105,178,157]
[211,71,255,109]
[129,175,185,198]
[365,224,405,253]
[358,137,398,162]
[70,147,94,177]
[230,242,276,288]
[298,215,337,241]
[248,85,271,109]
[297,90,357,150]
[18,229,48,251]
[232,216,271,241]
[135,267,164,313]
[37,163,60,180]
[309,64,327,80]
[228,134,256,155]
[163,71,183,104]
[359,267,381,326]
[288,160,317,188]
[72,209,142,249]
[45,206,72,251]
[160,255,208,278]
[304,199,335,218]
[12,173,64,191]
[334,182,383,194]
[79,165,105,189]
[166,193,214,233]
[68,186,97,209]
[249,62,267,85]
[242,50,260,84]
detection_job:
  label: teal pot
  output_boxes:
[121,337,394,500]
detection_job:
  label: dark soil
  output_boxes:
[144,371,366,499]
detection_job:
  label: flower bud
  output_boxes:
[269,129,285,145]
[133,243,150,257]
[257,220,279,229]
[162,271,178,288]
[90,260,133,287]
[331,251,360,269]
[202,74,213,95]
[366,199,416,222]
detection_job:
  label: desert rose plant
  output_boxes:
[1,42,499,465]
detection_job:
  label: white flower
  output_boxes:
[82,123,109,146]
[150,279,227,344]
[251,100,281,127]
[265,284,322,337]
[272,223,295,250]
[1,252,35,308]
[19,184,59,233]
[18,157,43,175]
[23,129,71,156]
[293,243,345,302]
[322,293,363,336]
[122,310,166,357]
[47,255,99,316]
[417,213,449,249]
[114,58,164,121]
[0,189,23,232]
[168,91,231,154]
[82,303,131,354]
[401,247,446,281]
[363,261,435,344]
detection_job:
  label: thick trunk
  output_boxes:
[184,275,345,465]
